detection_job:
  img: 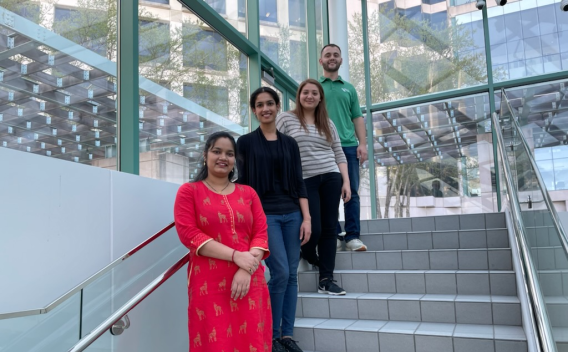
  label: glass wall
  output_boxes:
[500,79,568,196]
[0,0,117,167]
[201,0,247,36]
[488,0,568,81]
[2,0,568,217]
[136,2,249,184]
[259,0,308,82]
[346,0,366,105]
[367,93,496,218]
[346,0,488,106]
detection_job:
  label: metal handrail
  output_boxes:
[505,102,568,255]
[67,252,190,352]
[0,221,176,320]
[491,109,556,352]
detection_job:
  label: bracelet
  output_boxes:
[231,249,236,263]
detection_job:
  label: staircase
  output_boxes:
[294,213,528,352]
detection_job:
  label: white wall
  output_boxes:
[0,147,181,313]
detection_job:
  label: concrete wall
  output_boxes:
[0,147,181,312]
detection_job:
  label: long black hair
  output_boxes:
[193,131,237,182]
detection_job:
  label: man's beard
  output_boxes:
[323,62,341,73]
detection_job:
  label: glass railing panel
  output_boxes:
[0,224,182,352]
[369,93,498,218]
[0,293,81,352]
[80,227,186,340]
[81,259,189,352]
[501,90,568,349]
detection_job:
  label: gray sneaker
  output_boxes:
[336,238,344,251]
[345,238,367,251]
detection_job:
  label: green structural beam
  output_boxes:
[117,0,139,174]
[361,0,377,218]
[247,0,261,130]
[181,0,257,56]
[307,0,319,79]
[482,5,500,211]
[322,0,330,45]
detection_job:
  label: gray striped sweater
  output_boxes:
[276,111,347,179]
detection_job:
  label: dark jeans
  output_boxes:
[264,211,302,338]
[337,146,361,242]
[301,172,342,281]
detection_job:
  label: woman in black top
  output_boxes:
[237,87,311,352]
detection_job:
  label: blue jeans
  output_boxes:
[337,146,361,242]
[264,211,302,338]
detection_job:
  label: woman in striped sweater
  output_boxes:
[276,78,351,296]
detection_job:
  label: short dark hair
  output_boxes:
[249,86,280,110]
[320,44,342,56]
[194,131,237,182]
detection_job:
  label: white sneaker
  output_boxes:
[345,238,367,251]
[336,239,344,251]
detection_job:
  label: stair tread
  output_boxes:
[300,269,515,274]
[297,292,520,303]
[337,248,512,252]
[294,318,526,340]
[361,228,508,235]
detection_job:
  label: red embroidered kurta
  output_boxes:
[174,181,272,352]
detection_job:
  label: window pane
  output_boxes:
[204,0,226,14]
[259,0,307,83]
[138,5,249,183]
[0,1,117,169]
[489,1,568,82]
[347,0,367,105]
[356,0,488,104]
[370,93,496,216]
[183,29,228,71]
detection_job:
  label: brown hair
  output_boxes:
[292,78,333,143]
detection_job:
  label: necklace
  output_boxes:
[203,179,231,194]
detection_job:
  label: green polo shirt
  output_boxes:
[319,76,362,147]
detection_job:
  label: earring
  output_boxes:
[203,160,206,166]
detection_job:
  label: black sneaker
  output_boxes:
[318,278,346,295]
[272,338,287,352]
[280,337,303,352]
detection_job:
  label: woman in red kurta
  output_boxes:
[174,132,272,352]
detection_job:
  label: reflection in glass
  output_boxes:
[346,0,487,105]
[135,5,249,183]
[198,0,247,37]
[499,92,568,350]
[488,0,568,81]
[259,0,308,83]
[0,1,117,168]
[502,79,568,193]
[366,93,494,218]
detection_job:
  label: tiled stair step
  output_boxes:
[547,297,568,327]
[296,293,522,326]
[335,248,512,271]
[293,319,527,352]
[537,270,568,296]
[360,213,506,235]
[531,246,568,270]
[357,228,509,251]
[553,327,568,347]
[298,270,517,296]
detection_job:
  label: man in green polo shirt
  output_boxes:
[319,44,368,252]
